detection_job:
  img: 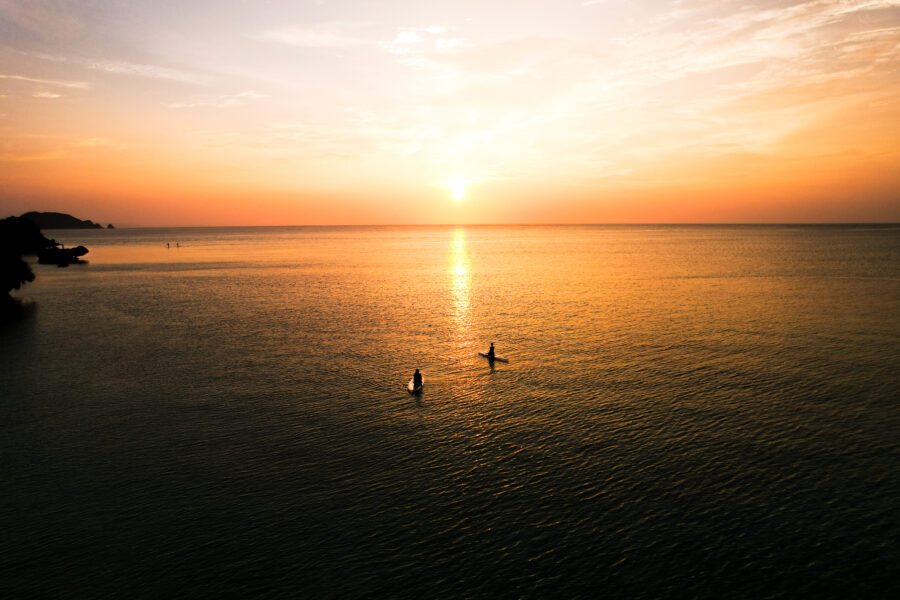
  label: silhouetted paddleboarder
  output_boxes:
[478,344,507,364]
[408,369,424,394]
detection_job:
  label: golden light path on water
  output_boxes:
[448,228,470,345]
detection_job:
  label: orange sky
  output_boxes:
[1,0,898,225]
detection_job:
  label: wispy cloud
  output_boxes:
[381,25,472,66]
[0,135,115,162]
[19,51,208,85]
[86,59,208,84]
[32,91,61,98]
[0,150,65,162]
[0,74,88,88]
[209,1,900,186]
[167,91,266,109]
[250,23,370,48]
[70,137,112,147]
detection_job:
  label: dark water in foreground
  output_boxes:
[1,225,898,598]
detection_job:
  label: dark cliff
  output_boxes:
[1,216,57,297]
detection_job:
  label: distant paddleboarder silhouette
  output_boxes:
[408,368,424,395]
[478,343,507,365]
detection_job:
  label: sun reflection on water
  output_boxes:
[449,228,470,335]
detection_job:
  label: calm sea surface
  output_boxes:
[2,225,898,598]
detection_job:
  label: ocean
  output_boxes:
[1,225,898,598]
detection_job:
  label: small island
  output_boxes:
[21,211,106,229]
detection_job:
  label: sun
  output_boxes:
[433,176,473,201]
[449,177,466,200]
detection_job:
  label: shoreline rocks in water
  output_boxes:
[38,245,89,266]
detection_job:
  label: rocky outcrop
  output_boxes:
[37,245,89,266]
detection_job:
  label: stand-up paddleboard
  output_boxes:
[478,352,509,363]
[408,376,424,394]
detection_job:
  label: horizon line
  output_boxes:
[53,221,900,229]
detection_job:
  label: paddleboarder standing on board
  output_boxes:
[487,342,495,360]
[413,369,423,389]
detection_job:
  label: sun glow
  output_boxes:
[433,177,470,201]
[449,178,466,201]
